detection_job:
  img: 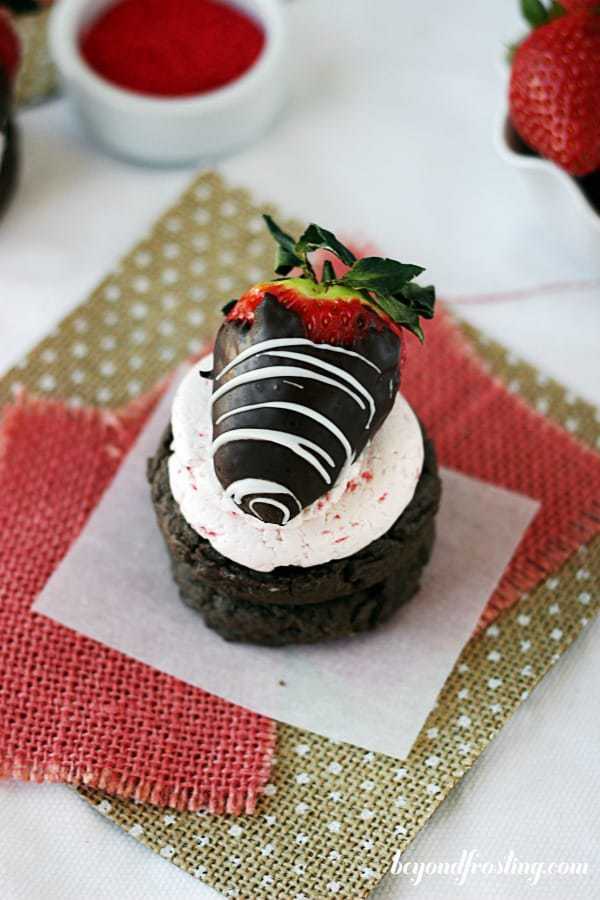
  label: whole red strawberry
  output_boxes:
[510,9,600,176]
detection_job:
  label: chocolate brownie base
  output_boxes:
[148,424,441,645]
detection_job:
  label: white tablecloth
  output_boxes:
[1,1,598,897]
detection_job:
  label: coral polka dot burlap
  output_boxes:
[401,313,600,628]
[0,390,275,814]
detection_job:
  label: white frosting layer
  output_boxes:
[168,357,424,572]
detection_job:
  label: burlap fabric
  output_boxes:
[79,326,600,899]
[0,388,277,814]
[1,3,57,107]
[0,171,597,896]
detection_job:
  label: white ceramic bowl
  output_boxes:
[49,0,288,166]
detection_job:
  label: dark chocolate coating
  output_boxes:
[211,295,401,524]
[0,67,18,222]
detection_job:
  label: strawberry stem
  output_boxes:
[519,0,565,29]
[521,0,550,27]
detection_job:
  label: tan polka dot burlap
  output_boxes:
[1,171,597,898]
[7,5,57,108]
[79,540,599,900]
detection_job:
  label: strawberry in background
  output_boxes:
[509,1,600,176]
[0,8,20,220]
[0,7,19,80]
[559,1,600,9]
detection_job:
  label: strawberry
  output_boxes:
[560,1,600,10]
[509,6,600,176]
[209,217,435,524]
[229,216,434,344]
[0,11,20,83]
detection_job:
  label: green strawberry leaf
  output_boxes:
[373,293,425,342]
[262,214,296,255]
[520,0,549,28]
[262,215,435,342]
[339,257,424,295]
[263,214,303,275]
[295,224,357,268]
[397,282,436,318]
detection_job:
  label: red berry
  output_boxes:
[509,11,600,176]
[229,282,404,347]
[0,12,20,82]
[560,1,600,9]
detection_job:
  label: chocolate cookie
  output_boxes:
[148,423,441,645]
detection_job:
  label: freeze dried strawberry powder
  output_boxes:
[80,0,265,98]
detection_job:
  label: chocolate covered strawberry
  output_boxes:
[209,217,435,525]
[509,4,600,176]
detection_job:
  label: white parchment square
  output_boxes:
[34,376,539,759]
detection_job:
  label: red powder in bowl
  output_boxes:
[80,0,265,98]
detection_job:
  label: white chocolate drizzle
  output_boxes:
[212,428,335,484]
[216,401,354,466]
[226,478,302,525]
[215,337,382,380]
[210,365,367,416]
[211,338,384,524]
